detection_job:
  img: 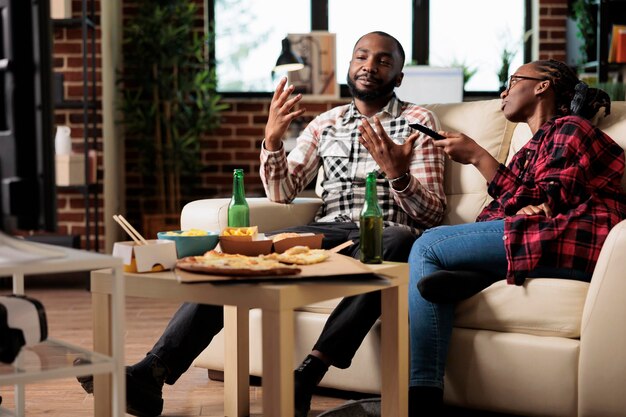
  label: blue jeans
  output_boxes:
[408,220,591,389]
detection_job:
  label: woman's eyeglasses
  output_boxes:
[506,75,546,92]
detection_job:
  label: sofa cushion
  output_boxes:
[423,100,516,225]
[298,278,588,338]
[455,278,589,338]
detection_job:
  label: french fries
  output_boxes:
[221,227,256,237]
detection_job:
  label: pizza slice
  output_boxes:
[263,245,329,265]
[177,250,301,276]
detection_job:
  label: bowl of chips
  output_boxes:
[157,229,219,258]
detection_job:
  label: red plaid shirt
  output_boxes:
[477,115,626,285]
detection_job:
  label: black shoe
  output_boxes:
[74,356,166,417]
[409,386,443,417]
[417,270,498,304]
[294,355,329,417]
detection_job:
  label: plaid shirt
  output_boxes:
[260,95,446,233]
[477,115,626,285]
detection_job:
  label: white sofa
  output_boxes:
[181,99,626,417]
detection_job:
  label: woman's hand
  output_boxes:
[516,203,553,217]
[264,77,306,151]
[358,117,419,181]
[433,132,486,165]
[434,132,499,182]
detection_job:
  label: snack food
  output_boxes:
[221,227,257,237]
[176,250,301,276]
[263,245,329,265]
[164,229,208,236]
[270,232,301,242]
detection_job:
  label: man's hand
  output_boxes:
[358,116,418,179]
[264,77,306,151]
[516,203,553,217]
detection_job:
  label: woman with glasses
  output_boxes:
[407,59,626,415]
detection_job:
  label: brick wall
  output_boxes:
[52,1,569,250]
[539,0,568,61]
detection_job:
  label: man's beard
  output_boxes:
[346,73,397,102]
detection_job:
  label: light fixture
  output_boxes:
[273,37,305,73]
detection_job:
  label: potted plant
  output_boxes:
[118,0,227,236]
[570,0,597,64]
[498,45,517,92]
[450,59,478,91]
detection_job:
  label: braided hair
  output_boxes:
[533,59,611,120]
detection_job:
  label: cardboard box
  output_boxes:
[219,232,324,256]
[272,233,324,253]
[219,237,273,256]
[112,239,177,273]
[56,154,85,186]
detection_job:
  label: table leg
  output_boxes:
[110,266,126,417]
[224,305,249,417]
[92,290,112,417]
[262,308,294,417]
[380,283,409,417]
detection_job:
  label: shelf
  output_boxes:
[56,183,99,192]
[51,17,96,29]
[0,239,121,277]
[0,339,113,385]
[51,0,100,251]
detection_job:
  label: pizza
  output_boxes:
[176,250,301,276]
[269,232,301,242]
[263,245,329,265]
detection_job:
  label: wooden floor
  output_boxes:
[0,276,349,416]
[0,276,520,417]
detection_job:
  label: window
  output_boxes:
[328,0,412,83]
[428,0,526,92]
[213,0,310,92]
[210,0,530,94]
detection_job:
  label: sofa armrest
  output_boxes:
[180,197,323,233]
[579,219,626,416]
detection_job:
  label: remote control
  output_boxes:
[409,122,445,140]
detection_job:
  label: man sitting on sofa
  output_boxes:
[261,31,446,417]
[76,31,446,417]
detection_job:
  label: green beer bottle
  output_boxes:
[360,171,383,264]
[228,169,250,227]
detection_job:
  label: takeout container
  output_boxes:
[219,228,324,256]
[272,233,324,253]
[157,230,219,258]
[112,240,177,273]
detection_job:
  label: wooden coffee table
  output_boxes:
[90,261,408,417]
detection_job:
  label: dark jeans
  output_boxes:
[150,222,417,383]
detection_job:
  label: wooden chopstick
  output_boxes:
[113,215,142,245]
[329,240,354,253]
[116,214,149,245]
